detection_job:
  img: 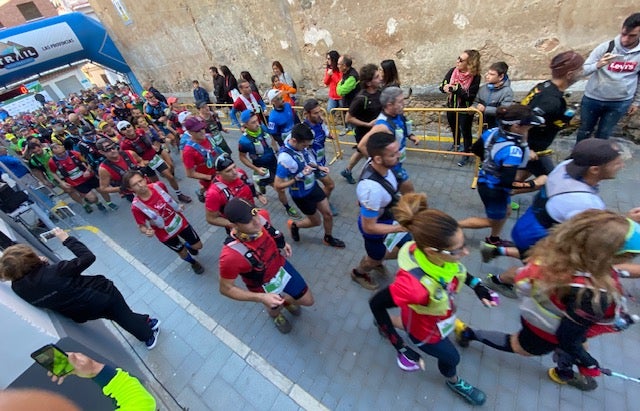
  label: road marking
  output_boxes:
[92,228,329,411]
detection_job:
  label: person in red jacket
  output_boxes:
[324,50,342,113]
[455,210,640,391]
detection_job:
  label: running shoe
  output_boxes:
[350,269,379,290]
[371,264,390,278]
[446,378,486,405]
[145,327,160,350]
[480,242,499,263]
[397,352,421,372]
[147,317,161,331]
[483,236,514,247]
[457,156,470,167]
[195,189,205,203]
[96,203,107,212]
[547,368,598,391]
[259,185,267,195]
[83,204,93,214]
[485,274,518,299]
[178,193,193,203]
[454,319,471,348]
[107,202,119,211]
[340,169,357,184]
[510,201,520,211]
[286,207,302,220]
[288,220,300,242]
[191,261,205,275]
[273,313,292,334]
[323,235,345,248]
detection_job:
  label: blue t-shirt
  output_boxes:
[375,113,408,163]
[267,103,294,139]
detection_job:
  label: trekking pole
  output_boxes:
[600,368,640,384]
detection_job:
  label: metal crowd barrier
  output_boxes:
[327,107,484,188]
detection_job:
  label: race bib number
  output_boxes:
[252,168,271,182]
[67,166,83,180]
[437,315,457,338]
[212,133,223,146]
[148,154,165,170]
[262,266,292,294]
[303,173,315,190]
[384,229,409,252]
[399,147,407,163]
[164,213,183,237]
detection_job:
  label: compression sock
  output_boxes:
[468,329,513,353]
[182,253,195,264]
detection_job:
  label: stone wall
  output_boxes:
[88,1,637,95]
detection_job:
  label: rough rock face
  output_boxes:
[89,1,638,139]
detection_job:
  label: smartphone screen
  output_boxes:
[30,344,74,377]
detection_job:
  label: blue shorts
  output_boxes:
[281,260,309,300]
[392,163,409,184]
[478,183,510,220]
[511,207,549,257]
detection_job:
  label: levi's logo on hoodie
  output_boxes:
[608,61,638,72]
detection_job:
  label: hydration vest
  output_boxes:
[358,162,399,221]
[531,162,596,229]
[515,265,624,340]
[132,184,180,229]
[398,242,467,317]
[279,144,315,193]
[52,152,86,180]
[101,151,139,184]
[481,128,526,180]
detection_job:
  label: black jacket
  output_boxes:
[11,236,116,323]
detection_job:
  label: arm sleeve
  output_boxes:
[56,236,96,276]
[94,365,156,411]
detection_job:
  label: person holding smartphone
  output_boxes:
[0,228,160,349]
[7,350,155,410]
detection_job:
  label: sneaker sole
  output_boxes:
[287,220,300,242]
[446,380,486,406]
[323,239,345,248]
[480,243,498,263]
[485,276,518,299]
[146,328,160,350]
[397,356,421,372]
[350,271,378,290]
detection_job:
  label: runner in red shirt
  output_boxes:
[181,116,224,202]
[122,170,205,274]
[96,138,146,202]
[48,143,111,214]
[218,198,314,333]
[205,155,267,231]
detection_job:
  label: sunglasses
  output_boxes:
[102,145,119,151]
[429,244,467,256]
[457,57,467,63]
[121,125,132,130]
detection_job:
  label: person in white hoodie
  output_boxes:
[577,13,640,142]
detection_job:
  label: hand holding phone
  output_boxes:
[31,344,74,377]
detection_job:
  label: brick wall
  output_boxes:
[0,0,58,28]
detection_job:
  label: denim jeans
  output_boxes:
[576,95,632,142]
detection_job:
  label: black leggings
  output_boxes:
[369,287,460,378]
[100,288,153,342]
[446,111,474,152]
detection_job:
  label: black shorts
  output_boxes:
[517,317,557,356]
[161,224,201,252]
[291,184,326,216]
[73,177,100,194]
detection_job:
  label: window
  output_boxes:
[17,2,43,21]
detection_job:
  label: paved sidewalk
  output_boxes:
[58,133,640,410]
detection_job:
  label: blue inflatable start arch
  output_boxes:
[0,12,139,91]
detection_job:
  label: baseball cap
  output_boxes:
[178,111,191,125]
[240,109,255,125]
[266,89,281,103]
[224,198,258,224]
[497,104,545,127]
[117,121,132,131]
[167,96,178,105]
[565,138,621,178]
[183,116,207,132]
